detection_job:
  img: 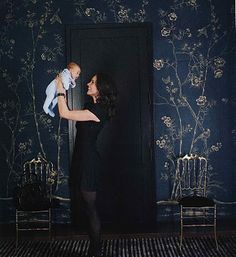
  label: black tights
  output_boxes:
[81,190,101,256]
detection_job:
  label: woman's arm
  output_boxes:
[56,76,100,122]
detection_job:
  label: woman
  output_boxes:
[56,72,117,257]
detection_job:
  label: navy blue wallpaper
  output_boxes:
[0,0,235,224]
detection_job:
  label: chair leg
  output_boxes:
[180,205,183,249]
[49,207,54,254]
[15,210,19,248]
[49,208,52,241]
[214,205,219,250]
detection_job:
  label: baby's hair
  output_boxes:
[67,62,80,70]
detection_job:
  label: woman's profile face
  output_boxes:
[87,75,99,98]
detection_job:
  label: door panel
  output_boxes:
[66,23,155,230]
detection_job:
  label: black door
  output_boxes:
[66,23,155,231]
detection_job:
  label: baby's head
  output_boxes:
[67,62,81,80]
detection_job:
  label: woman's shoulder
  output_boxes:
[84,102,108,121]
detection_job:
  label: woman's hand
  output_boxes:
[56,74,100,122]
[56,75,66,94]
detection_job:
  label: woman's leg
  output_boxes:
[81,190,101,257]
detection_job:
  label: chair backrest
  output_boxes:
[22,153,56,196]
[177,154,208,198]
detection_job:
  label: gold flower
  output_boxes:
[214,69,223,78]
[196,95,207,106]
[153,59,164,70]
[168,12,177,21]
[161,27,171,37]
[213,57,225,67]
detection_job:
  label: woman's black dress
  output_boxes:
[70,102,108,191]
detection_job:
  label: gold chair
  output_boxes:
[15,153,57,246]
[176,154,218,249]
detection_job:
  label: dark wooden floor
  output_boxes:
[1,219,236,240]
[1,235,236,257]
[1,221,236,257]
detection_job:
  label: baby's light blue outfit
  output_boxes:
[43,68,76,117]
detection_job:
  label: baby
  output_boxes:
[43,62,81,117]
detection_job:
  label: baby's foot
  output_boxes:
[43,105,49,114]
[48,110,55,117]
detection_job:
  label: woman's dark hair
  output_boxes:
[96,72,117,119]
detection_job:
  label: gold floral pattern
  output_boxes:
[154,0,235,202]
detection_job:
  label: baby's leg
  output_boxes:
[47,107,55,117]
[47,98,58,117]
[43,81,56,116]
[43,95,54,114]
[51,98,58,109]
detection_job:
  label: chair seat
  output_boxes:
[17,198,51,211]
[179,195,215,207]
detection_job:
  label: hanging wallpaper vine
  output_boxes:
[154,0,235,202]
[0,0,65,197]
